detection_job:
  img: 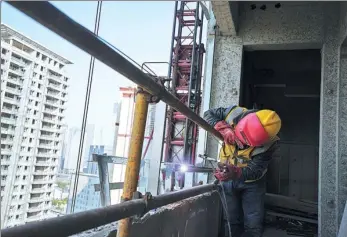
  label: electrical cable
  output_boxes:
[70,1,103,213]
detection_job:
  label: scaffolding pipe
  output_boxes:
[1,184,216,237]
[7,1,223,141]
[117,88,149,237]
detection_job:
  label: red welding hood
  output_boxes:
[235,113,269,147]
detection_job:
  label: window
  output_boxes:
[38,84,41,89]
[31,129,34,133]
[35,101,38,106]
[36,92,39,98]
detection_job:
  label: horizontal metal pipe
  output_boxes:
[1,199,146,237]
[7,1,223,141]
[1,184,216,237]
[147,183,216,210]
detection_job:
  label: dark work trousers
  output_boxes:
[221,176,266,237]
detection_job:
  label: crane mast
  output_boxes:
[162,1,205,189]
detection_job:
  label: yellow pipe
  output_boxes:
[117,88,149,237]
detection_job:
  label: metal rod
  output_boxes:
[7,1,223,141]
[97,157,111,207]
[1,184,216,237]
[117,88,149,237]
[1,200,146,237]
[183,1,200,162]
[147,183,216,210]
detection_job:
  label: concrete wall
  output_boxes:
[129,192,221,237]
[207,2,347,236]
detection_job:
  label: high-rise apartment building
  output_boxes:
[0,24,72,227]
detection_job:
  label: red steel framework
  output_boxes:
[162,1,205,188]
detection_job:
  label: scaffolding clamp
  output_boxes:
[136,87,160,104]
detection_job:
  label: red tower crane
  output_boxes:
[162,1,205,190]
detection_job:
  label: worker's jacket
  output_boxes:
[203,105,279,183]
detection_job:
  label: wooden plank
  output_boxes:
[265,193,318,215]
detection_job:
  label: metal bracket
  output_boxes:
[136,87,160,104]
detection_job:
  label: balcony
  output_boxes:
[8,66,25,77]
[42,116,56,124]
[33,170,55,175]
[30,187,53,193]
[46,83,61,90]
[44,99,60,107]
[37,143,55,149]
[11,56,26,67]
[27,205,49,212]
[39,134,55,140]
[1,138,14,145]
[1,128,16,135]
[44,108,59,115]
[1,117,17,125]
[2,96,20,105]
[1,149,12,155]
[1,159,11,165]
[1,169,9,175]
[2,107,19,114]
[47,73,63,82]
[46,90,60,99]
[6,86,22,95]
[26,214,43,222]
[7,76,23,86]
[41,126,58,133]
[11,46,34,61]
[32,179,54,185]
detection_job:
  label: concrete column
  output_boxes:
[319,4,341,236]
[337,46,347,227]
[206,36,243,158]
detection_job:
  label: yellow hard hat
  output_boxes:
[255,109,281,140]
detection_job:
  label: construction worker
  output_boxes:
[203,105,281,237]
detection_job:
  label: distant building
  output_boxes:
[0,24,72,227]
[66,173,100,214]
[62,124,95,172]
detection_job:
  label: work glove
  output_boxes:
[214,121,244,149]
[214,162,242,181]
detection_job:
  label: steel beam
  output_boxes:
[1,184,216,237]
[7,1,223,141]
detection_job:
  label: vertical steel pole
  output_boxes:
[117,88,149,237]
[97,158,111,207]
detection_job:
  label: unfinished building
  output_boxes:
[198,1,347,236]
